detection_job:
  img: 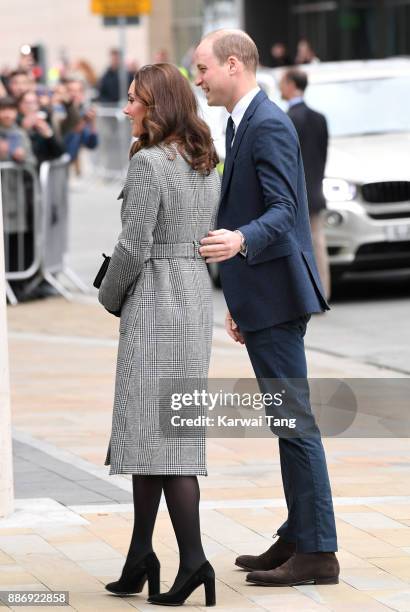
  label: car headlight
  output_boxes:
[324,211,344,227]
[323,178,357,202]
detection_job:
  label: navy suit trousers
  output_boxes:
[243,315,338,553]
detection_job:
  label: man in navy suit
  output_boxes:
[195,30,339,586]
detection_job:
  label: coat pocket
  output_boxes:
[247,241,293,266]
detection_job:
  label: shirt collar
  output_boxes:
[230,86,261,130]
[288,95,304,108]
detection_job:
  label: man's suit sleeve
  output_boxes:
[237,118,300,262]
[98,152,160,313]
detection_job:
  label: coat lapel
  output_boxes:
[220,90,267,202]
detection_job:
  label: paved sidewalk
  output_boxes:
[1,297,410,611]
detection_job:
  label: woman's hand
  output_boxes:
[34,117,54,138]
[225,310,245,344]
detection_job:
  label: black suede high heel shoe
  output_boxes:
[148,560,216,606]
[105,551,160,597]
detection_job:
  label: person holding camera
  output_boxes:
[62,78,98,166]
[17,90,64,166]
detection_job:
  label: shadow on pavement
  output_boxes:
[331,271,410,303]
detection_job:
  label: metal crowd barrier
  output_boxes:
[2,155,88,305]
[1,161,41,305]
[92,105,131,180]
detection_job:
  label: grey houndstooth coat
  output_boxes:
[98,144,220,475]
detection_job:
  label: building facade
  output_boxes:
[167,0,410,68]
[243,0,410,65]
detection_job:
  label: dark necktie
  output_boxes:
[225,116,235,158]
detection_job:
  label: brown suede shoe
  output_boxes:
[246,552,339,586]
[235,537,296,571]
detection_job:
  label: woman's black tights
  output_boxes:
[126,475,206,589]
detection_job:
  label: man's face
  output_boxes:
[0,107,17,128]
[9,74,30,98]
[279,76,293,101]
[194,40,231,107]
[272,43,285,58]
[110,52,120,69]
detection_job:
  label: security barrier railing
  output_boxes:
[91,105,131,181]
[1,162,41,304]
[1,155,88,305]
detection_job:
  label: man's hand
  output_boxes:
[225,310,245,344]
[199,229,242,263]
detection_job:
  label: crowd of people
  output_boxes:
[0,50,99,173]
[269,38,320,68]
[0,48,104,300]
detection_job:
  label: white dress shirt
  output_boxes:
[229,87,260,256]
[230,86,261,143]
[288,95,304,108]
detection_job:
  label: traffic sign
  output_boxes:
[91,0,151,17]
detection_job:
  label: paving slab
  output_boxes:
[2,295,409,611]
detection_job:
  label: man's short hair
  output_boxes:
[206,30,259,73]
[284,68,308,92]
[0,96,18,110]
[8,70,29,81]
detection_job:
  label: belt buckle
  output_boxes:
[193,240,201,259]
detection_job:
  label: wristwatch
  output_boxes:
[234,229,247,257]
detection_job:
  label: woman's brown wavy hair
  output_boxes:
[129,63,218,175]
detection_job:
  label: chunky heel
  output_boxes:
[105,551,160,597]
[204,576,216,606]
[147,565,161,596]
[315,576,339,585]
[148,560,216,606]
[134,573,148,593]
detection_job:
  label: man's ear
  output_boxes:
[227,55,240,75]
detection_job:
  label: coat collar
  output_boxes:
[221,89,267,201]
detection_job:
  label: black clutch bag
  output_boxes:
[93,253,111,289]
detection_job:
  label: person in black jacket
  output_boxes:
[280,68,331,298]
[97,49,133,103]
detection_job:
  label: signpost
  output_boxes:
[91,0,151,17]
[91,1,152,103]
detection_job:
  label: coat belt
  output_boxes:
[149,241,203,259]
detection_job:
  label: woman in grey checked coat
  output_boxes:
[98,64,220,605]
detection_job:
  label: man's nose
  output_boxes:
[194,75,202,86]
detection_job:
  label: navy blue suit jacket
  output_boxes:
[217,90,329,332]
